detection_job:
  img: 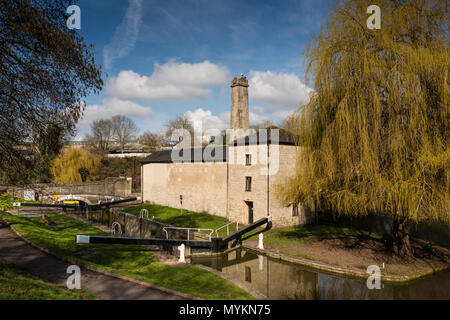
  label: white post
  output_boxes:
[258,233,264,249]
[259,255,264,271]
[178,244,186,263]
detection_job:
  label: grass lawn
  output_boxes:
[123,204,240,234]
[0,211,254,300]
[0,258,96,300]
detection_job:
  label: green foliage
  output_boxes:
[279,0,449,255]
[0,193,38,210]
[98,157,141,190]
[0,194,20,210]
[0,0,103,184]
[34,124,66,183]
[280,0,449,222]
[0,212,254,300]
[50,148,101,183]
[0,259,96,300]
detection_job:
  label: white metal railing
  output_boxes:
[215,221,239,237]
[111,221,122,235]
[163,226,214,241]
[140,209,149,219]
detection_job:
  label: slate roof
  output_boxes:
[140,127,297,164]
[140,146,227,164]
[231,127,296,146]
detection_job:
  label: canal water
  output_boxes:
[190,248,450,299]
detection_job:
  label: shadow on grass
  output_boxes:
[275,224,386,250]
[276,224,367,239]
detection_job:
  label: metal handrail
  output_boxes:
[215,222,239,237]
[111,221,122,235]
[140,209,149,219]
[163,226,214,241]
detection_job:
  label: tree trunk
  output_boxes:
[389,216,413,257]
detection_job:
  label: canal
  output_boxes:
[190,248,450,299]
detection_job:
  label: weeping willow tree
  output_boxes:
[280,0,449,256]
[51,148,101,183]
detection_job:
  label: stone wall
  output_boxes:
[85,208,211,241]
[5,177,132,201]
[227,144,269,225]
[141,144,314,228]
[227,144,313,228]
[268,145,315,227]
[142,162,227,218]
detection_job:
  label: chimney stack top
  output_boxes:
[231,75,249,87]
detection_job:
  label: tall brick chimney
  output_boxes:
[230,75,249,140]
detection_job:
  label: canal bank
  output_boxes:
[0,211,255,300]
[189,247,450,300]
[239,244,450,283]
[185,232,449,284]
[240,224,449,283]
[122,204,449,283]
[9,202,447,299]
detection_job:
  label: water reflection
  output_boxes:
[190,248,450,300]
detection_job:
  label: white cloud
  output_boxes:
[251,105,265,114]
[183,108,272,135]
[82,98,152,122]
[103,0,143,69]
[184,108,229,134]
[248,70,313,110]
[249,111,271,125]
[76,98,152,138]
[106,60,231,102]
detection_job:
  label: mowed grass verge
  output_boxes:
[0,211,254,300]
[123,204,240,233]
[0,258,96,300]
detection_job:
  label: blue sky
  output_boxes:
[75,0,334,138]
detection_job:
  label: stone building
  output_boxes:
[140,75,314,227]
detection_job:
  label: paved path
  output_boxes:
[0,225,184,300]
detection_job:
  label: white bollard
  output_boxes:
[178,243,186,263]
[258,233,264,249]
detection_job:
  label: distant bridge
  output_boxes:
[3,177,136,205]
[55,194,125,205]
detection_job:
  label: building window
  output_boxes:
[245,154,251,166]
[245,266,252,283]
[245,176,252,192]
[292,203,299,216]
